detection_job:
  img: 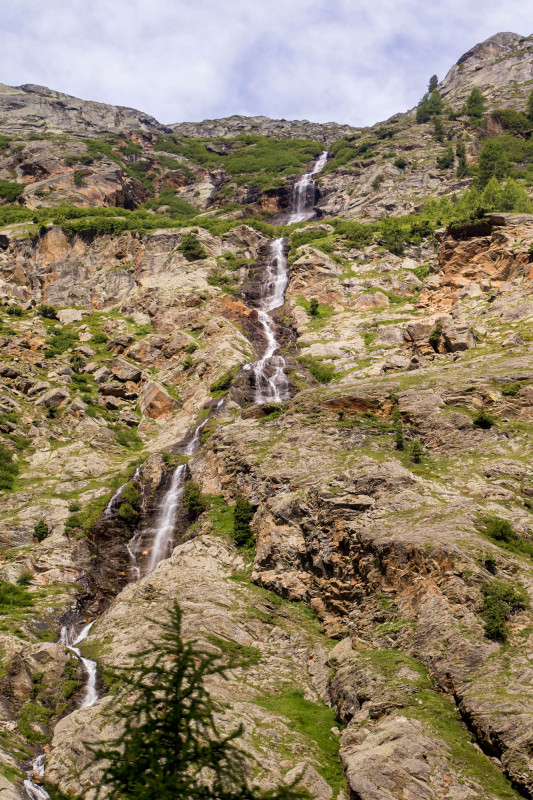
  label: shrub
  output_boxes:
[73,171,85,188]
[309,298,319,316]
[65,512,86,532]
[44,327,78,358]
[185,342,198,354]
[114,425,141,449]
[0,443,18,491]
[501,382,521,397]
[393,157,407,169]
[68,501,81,512]
[69,353,84,373]
[334,219,374,247]
[482,579,528,641]
[436,146,455,170]
[33,520,49,542]
[433,117,444,142]
[118,502,138,522]
[473,409,494,429]
[0,180,24,201]
[429,322,442,350]
[491,108,530,135]
[16,571,33,587]
[91,331,108,344]
[233,495,256,548]
[5,305,23,317]
[183,354,193,370]
[298,356,337,384]
[37,304,58,320]
[371,173,384,191]
[183,480,207,520]
[178,232,208,262]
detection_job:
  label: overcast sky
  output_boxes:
[1,1,531,128]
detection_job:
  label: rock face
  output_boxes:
[1,28,533,800]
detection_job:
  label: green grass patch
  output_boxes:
[255,689,343,794]
[205,634,262,668]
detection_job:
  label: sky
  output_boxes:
[1,1,532,128]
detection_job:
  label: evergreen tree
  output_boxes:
[464,88,485,123]
[184,480,207,520]
[233,495,256,548]
[433,117,444,142]
[416,93,431,124]
[309,298,319,317]
[82,603,304,800]
[428,74,438,93]
[411,440,423,464]
[436,146,454,170]
[528,88,533,122]
[427,90,443,116]
[455,136,468,178]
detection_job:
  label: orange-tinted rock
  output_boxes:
[138,380,179,420]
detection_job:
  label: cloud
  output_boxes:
[1,0,531,127]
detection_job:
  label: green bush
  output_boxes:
[473,409,494,429]
[429,322,442,350]
[68,501,81,512]
[183,354,193,370]
[69,353,84,373]
[501,382,521,397]
[44,327,79,358]
[309,298,319,316]
[178,232,207,262]
[65,512,86,532]
[411,440,422,463]
[91,331,108,344]
[233,495,256,548]
[5,305,23,317]
[298,356,337,384]
[33,520,49,542]
[394,157,407,169]
[16,571,33,587]
[0,180,24,201]
[37,304,58,320]
[436,146,454,170]
[118,502,138,522]
[0,443,18,491]
[491,108,531,135]
[482,579,528,641]
[114,425,141,449]
[183,480,207,520]
[185,342,198,354]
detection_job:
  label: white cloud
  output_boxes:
[1,0,531,127]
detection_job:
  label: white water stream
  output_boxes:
[248,150,328,403]
[289,149,329,224]
[145,464,187,573]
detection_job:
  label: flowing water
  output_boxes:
[248,150,328,403]
[60,622,99,708]
[145,464,187,573]
[289,150,329,224]
[24,755,49,800]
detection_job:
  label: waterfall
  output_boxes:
[250,238,290,404]
[247,151,328,403]
[289,150,328,224]
[24,755,49,800]
[146,464,187,573]
[60,622,99,708]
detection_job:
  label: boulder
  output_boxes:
[93,366,112,384]
[138,381,179,420]
[35,388,69,408]
[57,309,83,325]
[442,320,475,352]
[110,358,142,383]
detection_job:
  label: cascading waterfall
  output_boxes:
[60,622,99,708]
[145,464,187,573]
[25,624,98,799]
[248,150,328,403]
[250,238,290,404]
[289,150,329,224]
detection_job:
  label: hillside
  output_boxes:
[0,30,532,800]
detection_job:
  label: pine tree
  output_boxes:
[433,117,444,142]
[455,136,468,178]
[309,298,319,317]
[81,603,305,800]
[428,75,438,93]
[411,440,423,464]
[233,495,256,548]
[528,88,533,122]
[464,88,485,123]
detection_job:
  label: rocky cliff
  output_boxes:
[0,29,532,800]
